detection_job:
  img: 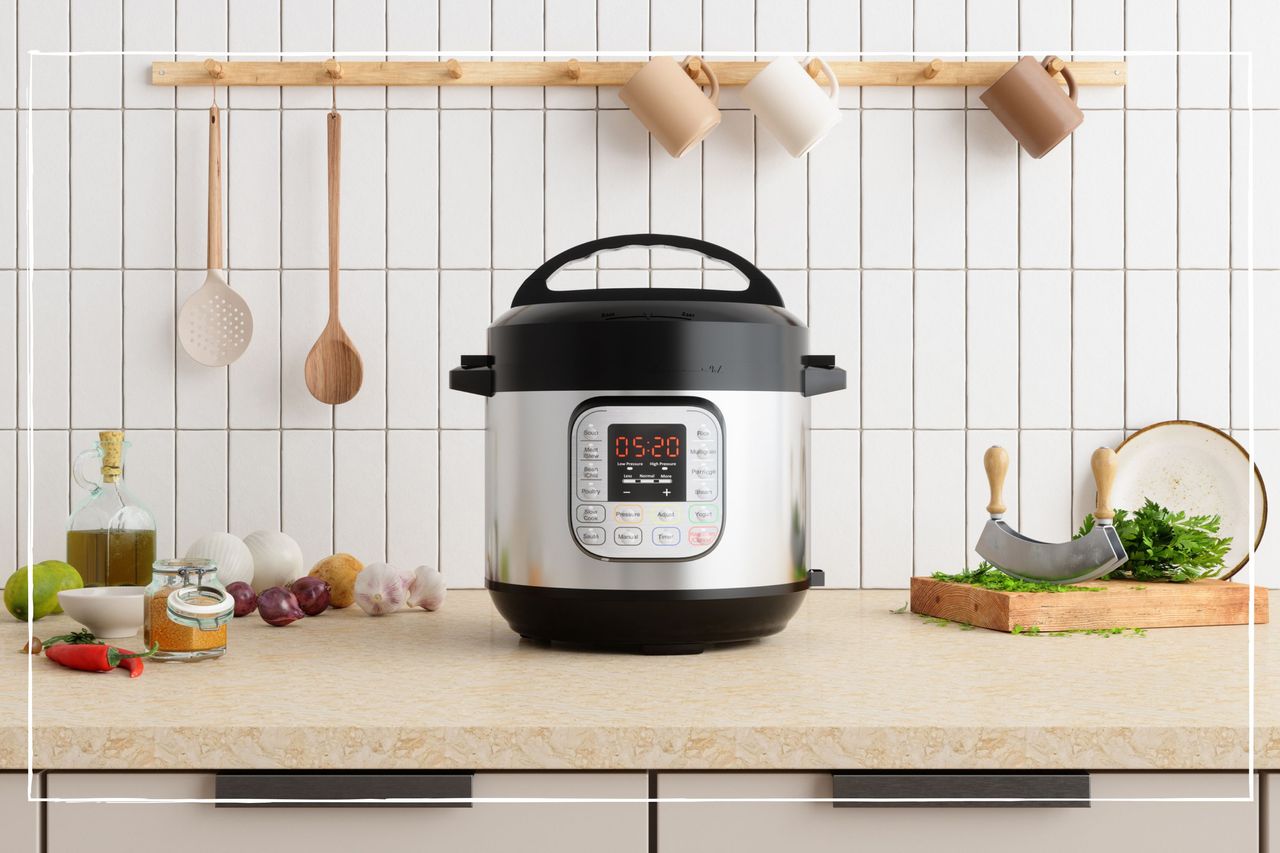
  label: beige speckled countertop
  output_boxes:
[1,590,1275,771]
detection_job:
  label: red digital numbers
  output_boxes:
[613,435,682,460]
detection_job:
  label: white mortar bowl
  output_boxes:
[57,587,145,639]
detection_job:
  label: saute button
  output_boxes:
[654,506,679,523]
[688,504,719,524]
[580,442,602,460]
[577,527,606,546]
[614,505,643,523]
[580,423,600,440]
[580,463,601,480]
[688,526,719,547]
[696,424,713,440]
[614,527,642,546]
[578,482,603,500]
[576,504,605,523]
[652,527,680,546]
[692,483,717,501]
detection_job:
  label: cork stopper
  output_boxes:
[99,430,124,483]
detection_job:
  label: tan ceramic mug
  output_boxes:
[619,55,720,158]
[979,55,1083,159]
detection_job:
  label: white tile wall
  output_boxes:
[5,1,1279,589]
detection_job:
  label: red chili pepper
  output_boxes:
[44,641,157,674]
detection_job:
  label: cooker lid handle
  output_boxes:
[511,234,785,307]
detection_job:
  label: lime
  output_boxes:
[4,561,81,622]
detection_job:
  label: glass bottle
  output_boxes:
[145,559,232,661]
[65,430,157,587]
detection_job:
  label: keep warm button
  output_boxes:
[688,526,719,547]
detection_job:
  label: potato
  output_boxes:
[308,553,364,608]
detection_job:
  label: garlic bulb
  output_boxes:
[407,565,446,611]
[355,562,406,616]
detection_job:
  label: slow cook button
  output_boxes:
[614,504,643,523]
[578,481,603,501]
[688,526,719,547]
[654,506,679,523]
[614,527,642,546]
[580,463,601,480]
[688,504,719,524]
[692,483,717,501]
[652,527,680,546]
[577,526,606,546]
[580,442,602,460]
[576,504,605,524]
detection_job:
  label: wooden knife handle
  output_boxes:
[207,104,221,271]
[1091,447,1117,521]
[984,446,1008,516]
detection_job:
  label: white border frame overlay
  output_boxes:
[21,48,1258,807]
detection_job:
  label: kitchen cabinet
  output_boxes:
[656,772,1259,853]
[1268,773,1278,853]
[0,773,41,852]
[45,772,647,853]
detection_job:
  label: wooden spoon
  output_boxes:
[304,110,363,404]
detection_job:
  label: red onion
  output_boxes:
[257,586,304,627]
[227,581,258,617]
[288,576,331,616]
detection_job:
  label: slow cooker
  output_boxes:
[450,234,845,653]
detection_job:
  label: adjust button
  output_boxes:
[614,527,642,546]
[577,526,606,546]
[614,504,643,524]
[576,504,605,524]
[652,527,680,546]
[578,481,603,501]
[688,504,719,524]
[688,526,719,547]
[654,506,679,524]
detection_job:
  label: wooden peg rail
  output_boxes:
[151,59,1127,88]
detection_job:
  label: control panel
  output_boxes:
[570,401,724,560]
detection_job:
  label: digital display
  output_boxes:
[607,423,686,502]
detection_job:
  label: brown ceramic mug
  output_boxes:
[619,55,721,158]
[980,55,1083,159]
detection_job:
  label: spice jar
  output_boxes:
[145,559,233,661]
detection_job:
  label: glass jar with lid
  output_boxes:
[144,559,233,661]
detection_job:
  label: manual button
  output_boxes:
[614,527,642,546]
[577,526,606,546]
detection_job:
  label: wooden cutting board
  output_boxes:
[910,577,1269,632]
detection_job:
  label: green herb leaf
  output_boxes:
[932,563,1103,593]
[890,603,908,614]
[1076,499,1231,582]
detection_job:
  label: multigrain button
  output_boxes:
[690,442,716,459]
[580,442,602,460]
[688,504,719,524]
[652,527,680,546]
[578,481,603,501]
[576,504,605,523]
[580,463,601,480]
[614,504,643,524]
[688,526,719,547]
[654,506,679,523]
[577,526,606,546]
[614,527,642,546]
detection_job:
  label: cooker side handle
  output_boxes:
[801,355,846,397]
[449,354,496,397]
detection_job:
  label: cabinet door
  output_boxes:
[0,773,41,853]
[658,772,1258,853]
[1268,773,1278,853]
[47,772,646,853]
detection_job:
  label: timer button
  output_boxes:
[578,481,603,501]
[577,526,606,546]
[580,442,602,460]
[688,526,719,547]
[654,506,679,523]
[614,505,643,524]
[692,483,717,501]
[652,527,680,546]
[580,463,601,480]
[688,504,719,524]
[691,465,716,480]
[695,424,713,441]
[580,423,600,440]
[614,527,642,546]
[576,504,605,524]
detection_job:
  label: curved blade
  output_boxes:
[975,519,1126,584]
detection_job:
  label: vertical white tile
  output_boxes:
[227,270,280,428]
[70,271,122,429]
[913,0,964,109]
[0,432,13,575]
[1018,139,1071,268]
[491,0,541,109]
[1231,430,1279,588]
[1178,0,1230,108]
[1233,110,1280,271]
[808,0,858,108]
[1125,270,1178,429]
[334,430,386,562]
[387,430,439,569]
[545,110,596,261]
[596,0,644,108]
[175,271,228,428]
[439,110,491,268]
[966,0,1017,109]
[1125,110,1176,269]
[18,109,69,269]
[492,270,525,317]
[966,270,1018,429]
[647,134,702,269]
[280,270,331,428]
[281,0,332,110]
[1125,0,1177,109]
[1017,430,1072,542]
[123,271,174,429]
[0,272,14,429]
[913,430,966,574]
[175,0,225,109]
[17,432,69,566]
[334,0,385,109]
[861,271,912,428]
[126,429,175,559]
[1019,270,1071,428]
[861,430,914,587]
[966,428,1018,565]
[914,270,965,429]
[1072,270,1125,429]
[335,110,386,269]
[597,110,648,268]
[333,271,386,429]
[811,430,859,587]
[861,0,912,108]
[71,110,122,269]
[70,0,121,108]
[755,128,807,269]
[1019,0,1070,50]
[1233,0,1280,110]
[862,111,912,269]
[281,429,333,566]
[492,111,543,269]
[228,0,280,109]
[808,271,859,429]
[281,109,326,269]
[439,271,489,429]
[599,270,649,290]
[1179,110,1230,269]
[1072,0,1124,109]
[755,0,805,54]
[0,0,17,110]
[439,0,490,109]
[228,430,280,537]
[18,0,68,108]
[808,112,859,269]
[387,110,439,269]
[0,111,13,270]
[701,111,752,262]
[966,109,1017,269]
[439,429,483,586]
[1233,271,1280,430]
[768,269,808,318]
[1178,271,1231,427]
[387,0,438,108]
[124,109,175,269]
[1072,110,1123,269]
[545,0,593,109]
[1072,428,1124,525]
[175,430,227,554]
[124,0,175,109]
[913,110,965,269]
[387,271,439,429]
[176,107,227,271]
[17,271,70,429]
[227,109,281,269]
[701,0,749,109]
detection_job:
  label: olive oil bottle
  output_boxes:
[66,431,156,587]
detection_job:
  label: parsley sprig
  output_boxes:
[1076,498,1232,583]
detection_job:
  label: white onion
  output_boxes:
[355,562,407,616]
[244,530,305,593]
[406,565,446,611]
[184,532,255,587]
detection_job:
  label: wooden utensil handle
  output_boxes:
[1091,447,1117,520]
[327,110,341,315]
[207,105,221,270]
[984,446,1008,515]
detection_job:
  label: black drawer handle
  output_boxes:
[214,773,473,808]
[831,772,1090,808]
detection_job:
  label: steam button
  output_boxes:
[614,527,642,546]
[692,483,717,501]
[577,527,606,546]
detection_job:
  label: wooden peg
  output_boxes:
[566,58,581,80]
[684,56,702,81]
[324,58,343,80]
[446,58,463,79]
[806,58,823,79]
[923,58,943,79]
[1046,56,1066,76]
[203,58,224,79]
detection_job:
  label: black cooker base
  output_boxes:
[487,580,809,654]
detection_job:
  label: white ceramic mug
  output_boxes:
[741,57,841,157]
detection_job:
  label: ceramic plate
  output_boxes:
[1114,421,1267,579]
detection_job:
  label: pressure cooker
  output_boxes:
[450,234,845,653]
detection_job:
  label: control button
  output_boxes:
[581,442,602,460]
[580,422,601,440]
[614,527,642,546]
[614,504,643,524]
[578,481,603,501]
[696,423,713,441]
[653,527,680,546]
[688,504,719,524]
[688,526,719,547]
[580,463,601,480]
[690,442,717,459]
[654,506,679,524]
[691,465,717,480]
[577,526,606,546]
[576,504,605,524]
[692,483,717,501]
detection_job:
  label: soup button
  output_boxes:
[688,526,719,547]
